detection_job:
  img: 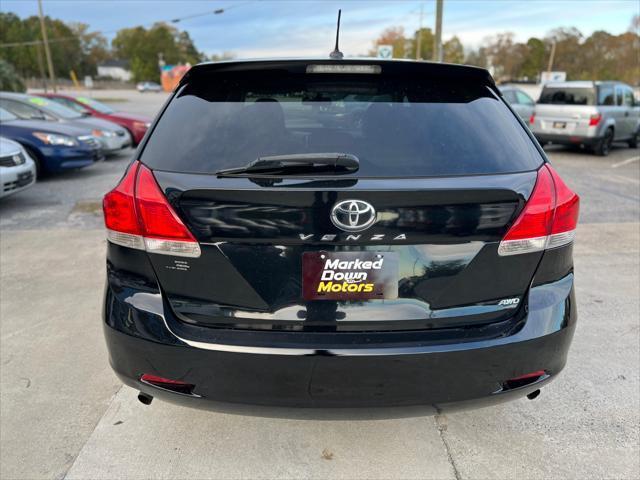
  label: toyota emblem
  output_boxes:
[330,200,377,232]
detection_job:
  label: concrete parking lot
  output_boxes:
[1,91,638,480]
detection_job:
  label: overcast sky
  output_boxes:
[2,0,637,57]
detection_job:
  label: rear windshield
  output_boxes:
[539,87,596,105]
[141,71,542,177]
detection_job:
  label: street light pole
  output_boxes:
[416,3,423,60]
[547,41,557,72]
[37,0,57,92]
[433,0,444,62]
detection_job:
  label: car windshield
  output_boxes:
[25,96,84,119]
[74,96,115,114]
[538,87,596,105]
[48,97,90,114]
[141,72,543,177]
[0,107,18,122]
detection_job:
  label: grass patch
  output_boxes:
[71,199,102,214]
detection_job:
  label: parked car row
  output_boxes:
[0,91,152,199]
[500,81,639,156]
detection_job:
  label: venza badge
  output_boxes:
[330,200,377,232]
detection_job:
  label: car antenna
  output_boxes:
[329,9,344,59]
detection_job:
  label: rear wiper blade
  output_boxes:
[216,153,359,176]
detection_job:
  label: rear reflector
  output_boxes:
[140,374,195,395]
[498,164,579,256]
[502,370,547,390]
[103,161,201,257]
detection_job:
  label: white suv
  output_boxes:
[531,81,639,156]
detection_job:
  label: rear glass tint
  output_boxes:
[539,87,596,106]
[141,70,543,177]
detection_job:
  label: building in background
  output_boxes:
[97,60,132,82]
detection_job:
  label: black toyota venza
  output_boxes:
[102,58,579,416]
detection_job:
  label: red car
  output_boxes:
[37,94,151,146]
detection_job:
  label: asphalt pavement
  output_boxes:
[0,91,638,480]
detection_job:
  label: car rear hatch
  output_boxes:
[109,60,551,333]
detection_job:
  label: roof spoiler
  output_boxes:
[178,59,495,89]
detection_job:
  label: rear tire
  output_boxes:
[594,128,613,156]
[628,129,639,149]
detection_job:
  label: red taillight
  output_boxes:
[103,161,200,257]
[529,114,535,125]
[508,370,546,382]
[589,114,602,126]
[136,165,196,241]
[547,166,579,235]
[140,374,195,395]
[499,164,579,256]
[502,370,547,390]
[103,162,141,235]
[503,166,555,241]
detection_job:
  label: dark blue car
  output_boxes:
[0,107,102,176]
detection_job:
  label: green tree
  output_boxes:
[0,13,83,79]
[209,52,236,62]
[443,36,464,64]
[408,27,435,60]
[69,22,110,76]
[520,37,547,80]
[112,23,202,82]
[369,26,408,58]
[0,59,25,92]
[545,27,584,78]
[465,47,488,68]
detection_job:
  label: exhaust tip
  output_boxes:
[138,392,153,405]
[526,389,541,400]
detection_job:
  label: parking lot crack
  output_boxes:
[434,414,462,480]
[62,385,124,479]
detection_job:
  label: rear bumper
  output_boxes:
[534,133,601,146]
[103,272,577,416]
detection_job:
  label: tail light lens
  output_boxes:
[498,164,579,256]
[103,161,200,257]
[529,114,535,125]
[589,114,602,126]
[140,374,195,395]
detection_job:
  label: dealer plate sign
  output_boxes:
[302,251,398,300]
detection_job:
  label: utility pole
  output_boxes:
[433,0,443,62]
[37,0,56,92]
[35,42,48,92]
[546,41,556,72]
[416,3,423,60]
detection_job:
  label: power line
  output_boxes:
[0,2,251,49]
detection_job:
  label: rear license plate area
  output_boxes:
[553,121,566,129]
[302,251,398,300]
